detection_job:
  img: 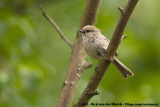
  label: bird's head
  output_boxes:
[79,25,101,37]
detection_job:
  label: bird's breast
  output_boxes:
[82,36,102,59]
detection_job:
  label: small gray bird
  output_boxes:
[79,25,134,78]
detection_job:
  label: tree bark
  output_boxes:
[74,0,139,106]
[56,0,101,107]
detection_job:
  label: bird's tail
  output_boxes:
[112,57,134,78]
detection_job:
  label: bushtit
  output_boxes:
[79,25,134,78]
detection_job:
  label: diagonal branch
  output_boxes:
[39,5,73,48]
[74,0,139,106]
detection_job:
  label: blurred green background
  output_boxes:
[0,0,160,107]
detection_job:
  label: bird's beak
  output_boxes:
[79,30,85,33]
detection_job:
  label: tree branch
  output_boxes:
[74,0,139,106]
[56,0,101,107]
[39,5,73,48]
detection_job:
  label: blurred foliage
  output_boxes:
[0,0,160,107]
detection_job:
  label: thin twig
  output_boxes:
[122,35,127,40]
[118,6,124,14]
[74,0,139,106]
[80,62,93,72]
[39,5,73,48]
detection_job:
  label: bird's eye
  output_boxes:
[86,30,90,33]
